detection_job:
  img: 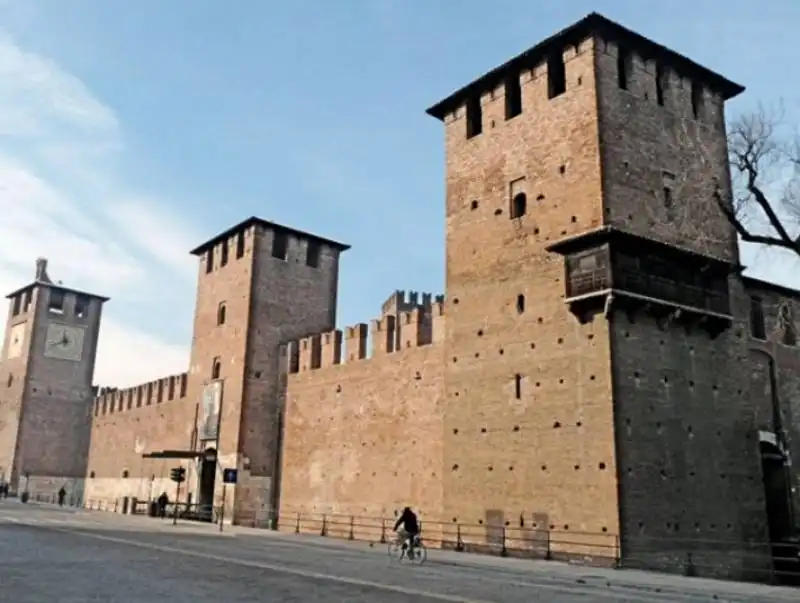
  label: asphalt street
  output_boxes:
[0,502,797,602]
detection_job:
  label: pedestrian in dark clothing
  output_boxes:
[57,487,66,506]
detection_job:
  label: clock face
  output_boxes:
[6,323,27,359]
[44,324,85,362]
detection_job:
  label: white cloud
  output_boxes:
[0,29,199,387]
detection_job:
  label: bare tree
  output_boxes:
[716,104,800,258]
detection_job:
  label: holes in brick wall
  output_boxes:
[537,317,543,323]
[254,371,262,379]
[477,329,484,336]
[499,348,505,355]
[530,343,536,349]
[558,378,564,384]
[598,462,606,470]
[688,380,694,387]
[488,466,494,471]
[535,381,540,387]
[533,227,540,235]
[453,428,459,434]
[553,421,561,428]
[576,421,582,427]
[633,371,640,378]
[513,425,520,432]
[574,464,580,471]
[559,164,566,175]
[415,371,422,380]
[336,384,342,393]
[452,464,459,471]
[557,337,563,344]
[122,470,129,478]
[453,298,459,304]
[480,427,487,433]
[452,357,458,363]
[589,375,595,381]
[470,200,479,210]
[494,208,502,216]
[536,194,545,201]
[570,216,577,223]
[541,465,547,471]
[508,466,514,471]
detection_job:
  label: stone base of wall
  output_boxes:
[16,475,85,505]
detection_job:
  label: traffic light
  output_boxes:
[169,466,186,483]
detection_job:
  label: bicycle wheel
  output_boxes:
[388,540,404,561]
[408,542,427,565]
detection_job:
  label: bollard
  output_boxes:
[456,524,465,552]
[380,518,386,544]
[295,512,300,534]
[684,552,696,577]
[321,515,327,537]
[501,526,508,557]
[349,516,355,540]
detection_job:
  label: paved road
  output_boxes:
[0,502,796,602]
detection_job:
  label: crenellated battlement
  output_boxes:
[284,295,446,375]
[91,373,189,417]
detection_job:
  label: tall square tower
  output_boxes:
[427,13,769,577]
[0,258,107,496]
[187,217,348,523]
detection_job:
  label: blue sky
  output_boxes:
[0,0,798,386]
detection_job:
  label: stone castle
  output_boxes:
[1,13,798,580]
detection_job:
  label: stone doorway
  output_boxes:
[198,448,217,522]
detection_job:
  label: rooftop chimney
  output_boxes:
[35,257,51,283]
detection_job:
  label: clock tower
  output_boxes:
[0,258,108,496]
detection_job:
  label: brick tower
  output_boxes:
[187,217,348,524]
[427,13,771,577]
[0,258,107,497]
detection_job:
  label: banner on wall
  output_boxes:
[199,380,223,441]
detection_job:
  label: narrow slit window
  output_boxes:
[505,74,522,119]
[655,64,666,106]
[516,294,525,314]
[205,248,214,273]
[617,46,631,90]
[466,96,482,139]
[306,242,321,268]
[514,374,522,399]
[511,192,527,219]
[211,357,222,380]
[780,305,797,346]
[220,241,229,267]
[547,52,566,99]
[11,295,20,316]
[749,297,766,340]
[217,302,227,326]
[663,187,674,220]
[272,231,288,260]
[236,231,245,258]
[691,82,703,119]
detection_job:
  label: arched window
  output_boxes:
[511,192,527,218]
[217,302,226,325]
[211,357,221,380]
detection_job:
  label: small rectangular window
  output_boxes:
[11,295,20,316]
[466,96,482,139]
[220,241,229,267]
[750,296,766,340]
[272,231,288,260]
[205,248,214,274]
[306,242,321,268]
[505,74,522,120]
[236,232,245,258]
[48,290,64,314]
[547,52,566,99]
[74,295,89,319]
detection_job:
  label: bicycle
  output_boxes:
[388,533,427,565]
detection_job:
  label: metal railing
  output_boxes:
[10,494,800,586]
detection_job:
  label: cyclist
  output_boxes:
[393,506,420,558]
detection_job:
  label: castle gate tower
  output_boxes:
[0,258,107,498]
[427,13,772,578]
[187,217,348,524]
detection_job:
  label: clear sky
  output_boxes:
[0,0,798,387]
